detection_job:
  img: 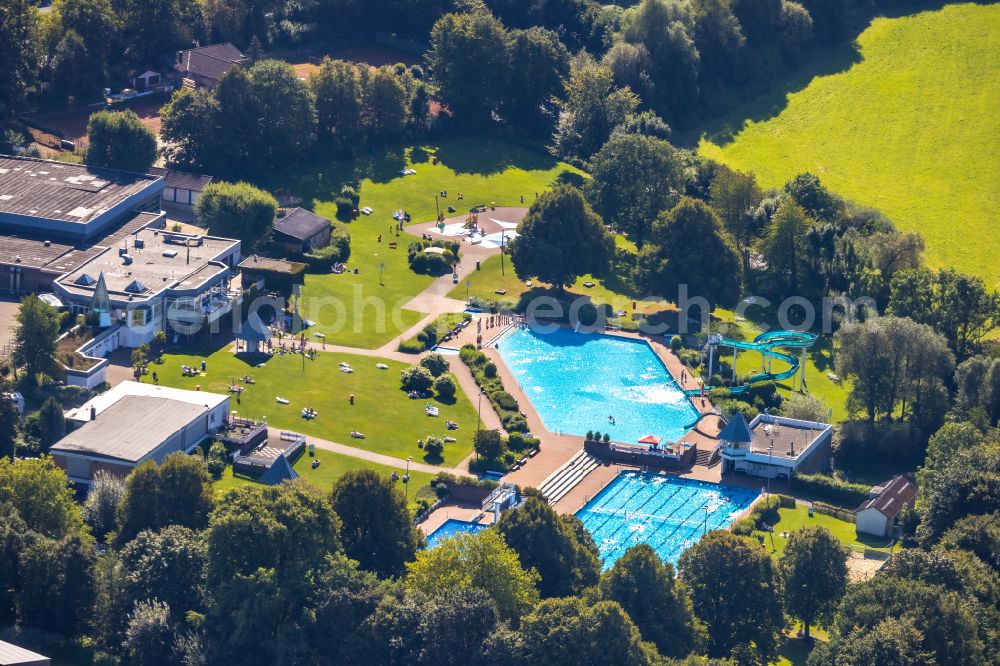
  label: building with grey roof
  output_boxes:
[0,155,163,241]
[0,155,168,294]
[273,207,332,253]
[855,475,917,538]
[51,381,230,484]
[173,43,245,89]
[149,166,213,210]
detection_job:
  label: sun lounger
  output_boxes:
[276,396,289,404]
[376,363,389,369]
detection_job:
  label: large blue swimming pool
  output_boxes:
[497,327,699,443]
[577,472,759,568]
[425,519,488,548]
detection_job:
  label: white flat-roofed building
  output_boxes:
[52,228,240,347]
[52,381,229,484]
[719,413,833,480]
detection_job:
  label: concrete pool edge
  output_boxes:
[485,323,728,496]
[574,469,764,567]
[493,325,703,445]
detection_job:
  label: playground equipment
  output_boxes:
[684,330,817,397]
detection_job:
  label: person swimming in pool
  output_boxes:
[608,415,616,425]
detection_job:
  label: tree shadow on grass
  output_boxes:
[686,40,863,149]
[433,136,559,176]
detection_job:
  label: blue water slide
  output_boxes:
[683,330,817,397]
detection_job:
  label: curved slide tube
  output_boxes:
[683,410,724,433]
[683,330,817,398]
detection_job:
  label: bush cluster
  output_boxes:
[460,345,528,433]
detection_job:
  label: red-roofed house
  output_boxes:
[855,475,917,538]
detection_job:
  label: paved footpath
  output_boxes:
[305,433,467,475]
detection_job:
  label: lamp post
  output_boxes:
[404,456,412,505]
[500,229,506,276]
[475,389,485,441]
[435,194,439,219]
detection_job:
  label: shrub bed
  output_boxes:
[408,239,460,276]
[459,344,528,433]
[398,312,472,353]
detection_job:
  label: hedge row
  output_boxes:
[791,473,870,508]
[460,344,528,432]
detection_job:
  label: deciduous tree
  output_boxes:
[778,526,847,638]
[598,544,702,657]
[85,109,157,172]
[585,132,684,245]
[195,181,277,251]
[678,530,783,661]
[330,469,422,578]
[0,456,83,538]
[13,294,61,380]
[496,496,601,598]
[509,185,615,294]
[116,453,213,544]
[406,529,540,621]
[515,597,660,666]
[636,197,743,308]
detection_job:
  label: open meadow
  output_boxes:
[699,2,1000,288]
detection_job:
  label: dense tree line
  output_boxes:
[2,392,998,664]
[160,58,429,179]
[0,448,913,665]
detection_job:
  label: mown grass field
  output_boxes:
[286,138,584,348]
[758,505,898,557]
[214,448,437,509]
[155,345,478,466]
[699,3,1000,288]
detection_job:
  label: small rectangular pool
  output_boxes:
[497,327,699,443]
[577,472,759,568]
[425,519,488,548]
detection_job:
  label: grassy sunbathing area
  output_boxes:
[288,138,584,348]
[213,448,436,510]
[449,251,671,321]
[156,343,478,467]
[758,505,898,557]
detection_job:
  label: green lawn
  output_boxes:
[699,3,1000,288]
[155,343,478,467]
[214,448,436,509]
[285,138,585,347]
[448,247,671,319]
[759,505,898,557]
